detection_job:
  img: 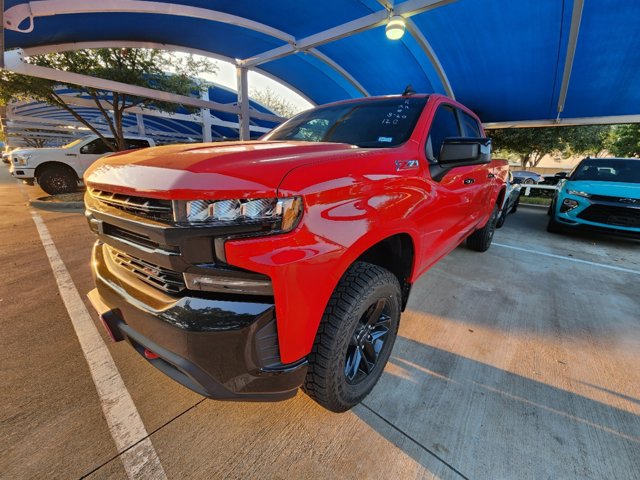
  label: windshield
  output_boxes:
[62,138,84,149]
[571,158,640,183]
[263,97,428,148]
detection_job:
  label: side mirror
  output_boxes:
[554,171,568,178]
[439,137,492,167]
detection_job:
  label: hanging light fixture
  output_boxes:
[385,15,406,40]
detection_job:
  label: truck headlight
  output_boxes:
[181,197,303,232]
[16,154,31,165]
[566,189,590,198]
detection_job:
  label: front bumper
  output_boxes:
[89,241,307,401]
[555,195,640,236]
[10,165,35,179]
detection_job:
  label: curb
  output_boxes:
[520,203,549,209]
[29,196,84,212]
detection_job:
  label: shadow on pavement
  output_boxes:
[354,336,640,478]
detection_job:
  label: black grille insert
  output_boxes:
[578,205,640,228]
[589,194,640,205]
[108,247,185,294]
[103,223,160,250]
[90,188,173,222]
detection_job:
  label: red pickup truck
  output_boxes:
[85,94,508,412]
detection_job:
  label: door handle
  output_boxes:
[463,178,475,185]
[487,173,495,179]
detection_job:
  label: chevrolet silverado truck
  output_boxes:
[85,94,508,412]
[10,134,154,194]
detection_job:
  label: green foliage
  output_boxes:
[0,48,217,150]
[488,125,612,167]
[606,124,640,158]
[249,86,301,118]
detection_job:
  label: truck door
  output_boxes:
[78,138,115,175]
[417,104,479,263]
[457,109,493,223]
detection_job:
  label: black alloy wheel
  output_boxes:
[344,299,392,385]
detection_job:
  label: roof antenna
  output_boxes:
[402,84,416,96]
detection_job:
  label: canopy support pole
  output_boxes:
[236,66,250,141]
[200,87,212,142]
[135,113,146,136]
[556,0,584,120]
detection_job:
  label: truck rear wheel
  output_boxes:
[303,262,401,412]
[37,164,78,195]
[467,204,499,252]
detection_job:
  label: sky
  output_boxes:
[194,55,314,114]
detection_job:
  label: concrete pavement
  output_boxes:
[1,165,638,479]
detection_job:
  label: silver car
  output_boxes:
[512,170,545,184]
[496,171,522,228]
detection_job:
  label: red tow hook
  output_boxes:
[144,349,160,360]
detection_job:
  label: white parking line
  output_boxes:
[30,211,167,480]
[493,242,640,276]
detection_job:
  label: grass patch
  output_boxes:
[42,192,85,203]
[520,196,552,206]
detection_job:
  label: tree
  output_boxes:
[606,124,640,157]
[488,125,612,168]
[13,129,49,148]
[250,86,301,118]
[0,49,217,151]
[488,127,565,168]
[561,125,611,157]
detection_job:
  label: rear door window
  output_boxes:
[125,139,151,149]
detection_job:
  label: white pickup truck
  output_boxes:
[9,135,155,194]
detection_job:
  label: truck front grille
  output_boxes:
[108,247,185,294]
[90,188,173,222]
[578,205,640,228]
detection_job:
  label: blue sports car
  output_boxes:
[547,157,640,236]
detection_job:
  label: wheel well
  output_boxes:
[34,162,79,180]
[496,187,506,207]
[356,233,414,311]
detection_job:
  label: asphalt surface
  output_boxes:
[1,165,639,479]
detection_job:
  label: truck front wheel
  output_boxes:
[303,262,401,412]
[37,164,78,195]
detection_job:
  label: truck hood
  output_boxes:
[565,180,640,199]
[84,141,359,199]
[11,147,61,157]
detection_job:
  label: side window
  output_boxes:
[426,105,460,162]
[125,139,151,149]
[460,111,481,137]
[80,139,113,155]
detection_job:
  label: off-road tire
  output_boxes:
[37,164,78,195]
[467,204,499,252]
[303,262,401,413]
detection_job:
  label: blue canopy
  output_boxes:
[3,0,640,125]
[5,84,278,147]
